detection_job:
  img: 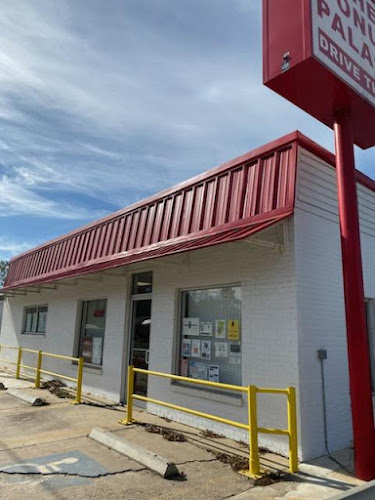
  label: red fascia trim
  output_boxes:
[1,210,293,292]
[10,132,300,263]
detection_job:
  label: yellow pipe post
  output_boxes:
[287,387,298,473]
[120,365,134,425]
[34,351,42,388]
[248,385,261,478]
[73,357,84,405]
[115,365,298,476]
[16,348,22,379]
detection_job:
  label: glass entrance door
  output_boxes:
[130,299,151,396]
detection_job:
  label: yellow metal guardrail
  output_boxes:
[121,366,298,478]
[0,344,84,404]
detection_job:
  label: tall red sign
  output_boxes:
[264,0,375,481]
[264,0,375,148]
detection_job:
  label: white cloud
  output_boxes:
[0,175,106,220]
[0,237,33,255]
[79,144,122,159]
[0,0,372,260]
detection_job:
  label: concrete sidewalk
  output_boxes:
[0,371,365,499]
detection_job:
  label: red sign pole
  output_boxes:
[333,109,375,481]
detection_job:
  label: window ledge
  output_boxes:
[22,332,46,337]
[169,382,244,406]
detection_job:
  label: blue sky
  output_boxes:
[0,0,374,260]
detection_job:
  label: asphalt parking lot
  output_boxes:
[0,372,254,500]
[0,371,364,500]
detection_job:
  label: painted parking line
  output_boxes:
[0,450,109,489]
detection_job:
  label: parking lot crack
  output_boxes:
[0,466,147,479]
[175,458,218,466]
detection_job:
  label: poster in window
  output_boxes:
[200,321,212,336]
[208,364,219,382]
[94,309,105,317]
[81,337,93,363]
[215,320,226,339]
[227,320,240,340]
[183,317,200,336]
[189,360,207,380]
[214,342,228,358]
[180,358,189,377]
[201,340,211,360]
[181,338,191,357]
[229,343,241,364]
[191,339,201,358]
[91,337,103,365]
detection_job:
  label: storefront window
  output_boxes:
[179,286,242,386]
[23,306,48,334]
[78,299,107,366]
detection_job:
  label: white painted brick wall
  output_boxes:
[0,275,128,402]
[0,223,300,458]
[147,227,299,458]
[295,147,375,461]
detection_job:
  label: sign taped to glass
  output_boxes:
[81,337,93,363]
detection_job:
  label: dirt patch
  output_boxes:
[32,397,49,407]
[40,380,66,391]
[40,380,74,399]
[214,452,250,473]
[259,446,271,454]
[254,471,291,487]
[237,442,270,454]
[214,451,291,486]
[52,389,74,399]
[200,429,224,439]
[143,424,187,442]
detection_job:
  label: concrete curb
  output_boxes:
[89,427,180,479]
[328,480,375,499]
[7,389,39,406]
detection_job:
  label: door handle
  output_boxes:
[145,350,150,365]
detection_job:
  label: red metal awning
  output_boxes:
[2,133,301,291]
[3,210,292,291]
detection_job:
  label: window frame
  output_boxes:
[175,282,243,393]
[76,298,107,368]
[22,305,48,335]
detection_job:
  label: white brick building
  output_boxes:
[1,131,375,463]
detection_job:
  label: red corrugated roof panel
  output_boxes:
[3,132,302,291]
